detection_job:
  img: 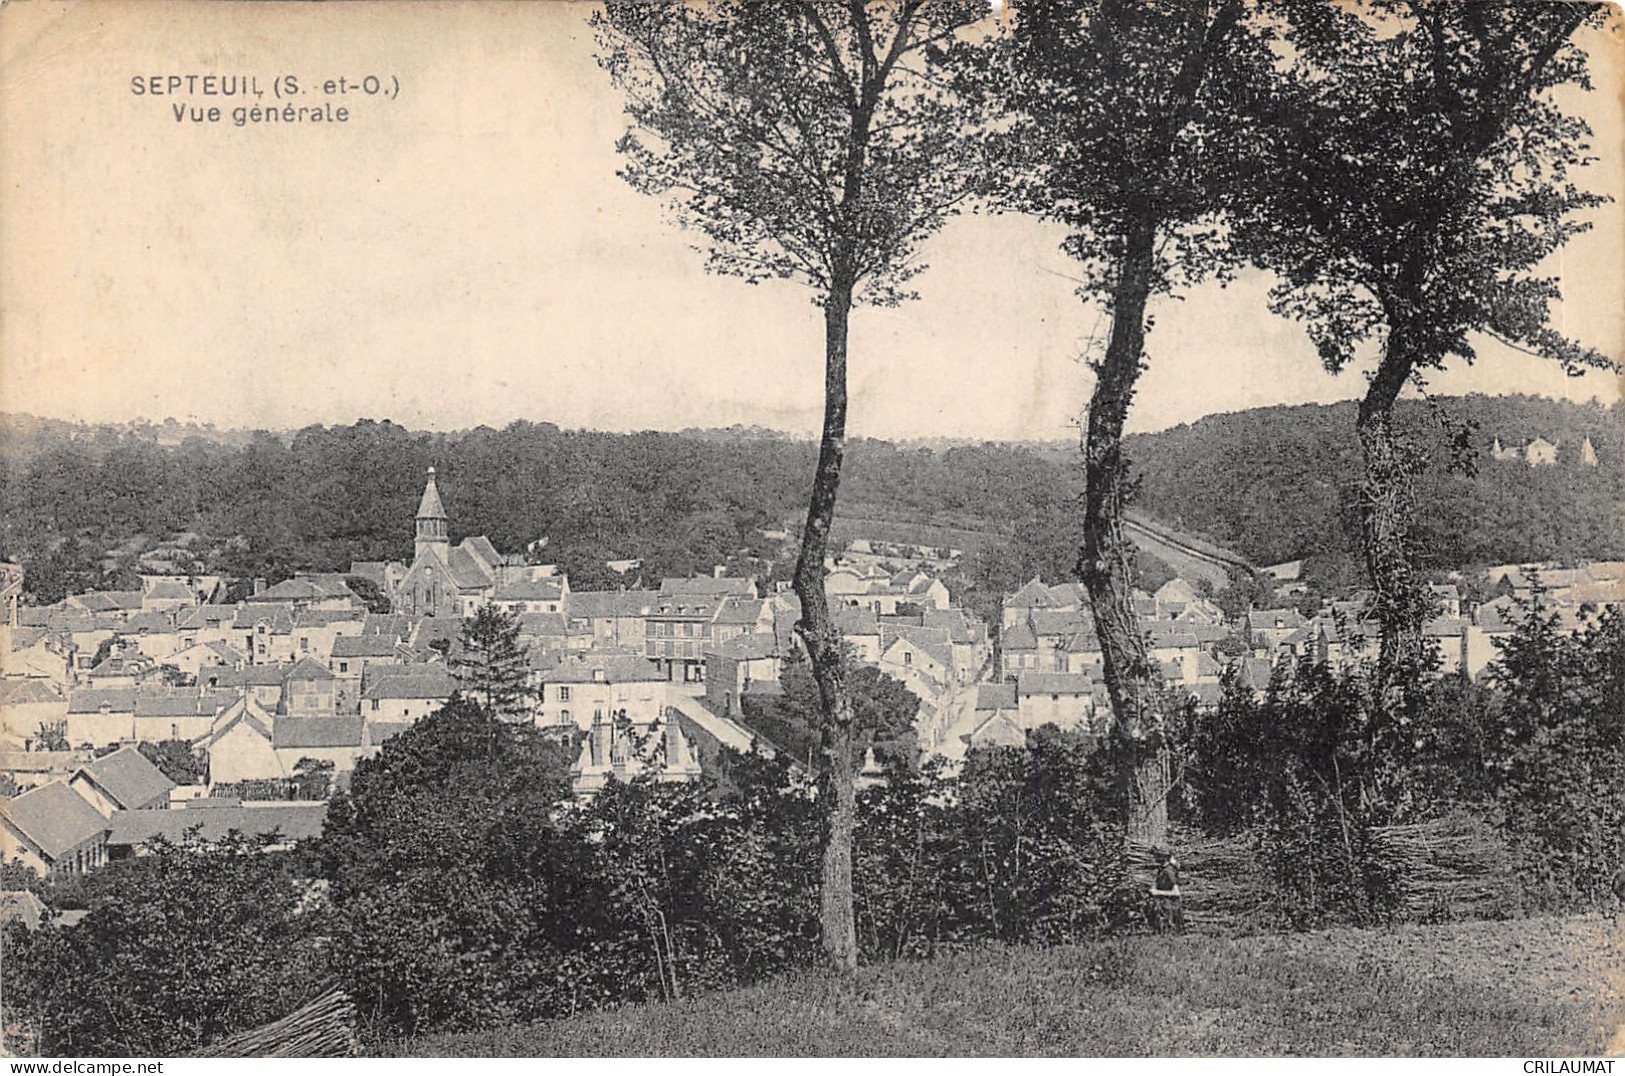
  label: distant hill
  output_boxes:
[1125,394,1623,582]
[0,412,264,456]
[0,394,1615,606]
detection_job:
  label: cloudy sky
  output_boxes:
[1,2,1620,440]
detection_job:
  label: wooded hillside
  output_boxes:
[1126,394,1622,586]
[0,393,1615,604]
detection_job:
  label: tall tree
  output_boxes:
[451,605,536,721]
[989,0,1269,849]
[595,0,986,970]
[323,697,577,1037]
[741,649,922,771]
[1247,1,1614,672]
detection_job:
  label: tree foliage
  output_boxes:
[1,398,1614,616]
[983,0,1274,848]
[138,739,205,787]
[596,0,989,972]
[740,648,921,771]
[451,605,536,720]
[1128,395,1624,582]
[596,0,987,306]
[1486,602,1625,907]
[321,697,577,1036]
[1245,0,1615,663]
[1,833,329,1056]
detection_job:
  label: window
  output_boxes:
[339,661,349,674]
[561,709,571,723]
[371,699,379,711]
[903,652,913,667]
[299,636,309,651]
[557,686,571,702]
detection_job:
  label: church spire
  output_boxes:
[415,467,450,564]
[417,466,447,521]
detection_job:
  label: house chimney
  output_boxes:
[713,565,725,579]
[252,577,266,596]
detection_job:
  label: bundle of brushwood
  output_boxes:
[1179,834,1286,934]
[1129,830,1282,935]
[193,987,357,1058]
[1368,813,1518,922]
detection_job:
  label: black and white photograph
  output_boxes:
[0,0,1621,1060]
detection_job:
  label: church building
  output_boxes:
[363,468,568,619]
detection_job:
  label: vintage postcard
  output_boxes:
[0,0,1621,1061]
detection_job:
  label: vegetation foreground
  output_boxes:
[391,914,1625,1058]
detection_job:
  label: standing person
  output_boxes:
[1149,851,1184,934]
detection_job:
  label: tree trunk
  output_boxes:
[793,273,860,973]
[1356,324,1427,678]
[1077,215,1168,851]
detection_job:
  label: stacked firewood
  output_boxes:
[1127,831,1281,934]
[1368,813,1519,922]
[193,987,357,1058]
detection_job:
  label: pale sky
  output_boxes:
[1,1,1620,441]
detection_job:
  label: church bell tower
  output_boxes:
[415,467,451,565]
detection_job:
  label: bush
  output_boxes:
[1180,604,1625,925]
[1,834,328,1056]
[1487,604,1625,909]
[322,696,577,1037]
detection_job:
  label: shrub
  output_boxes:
[1,834,328,1056]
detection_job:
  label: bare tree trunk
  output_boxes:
[1077,215,1168,851]
[1356,326,1427,679]
[793,273,860,973]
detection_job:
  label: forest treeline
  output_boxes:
[1127,394,1624,586]
[0,392,1617,607]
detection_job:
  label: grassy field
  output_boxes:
[390,914,1624,1057]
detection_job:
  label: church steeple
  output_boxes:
[415,467,451,564]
